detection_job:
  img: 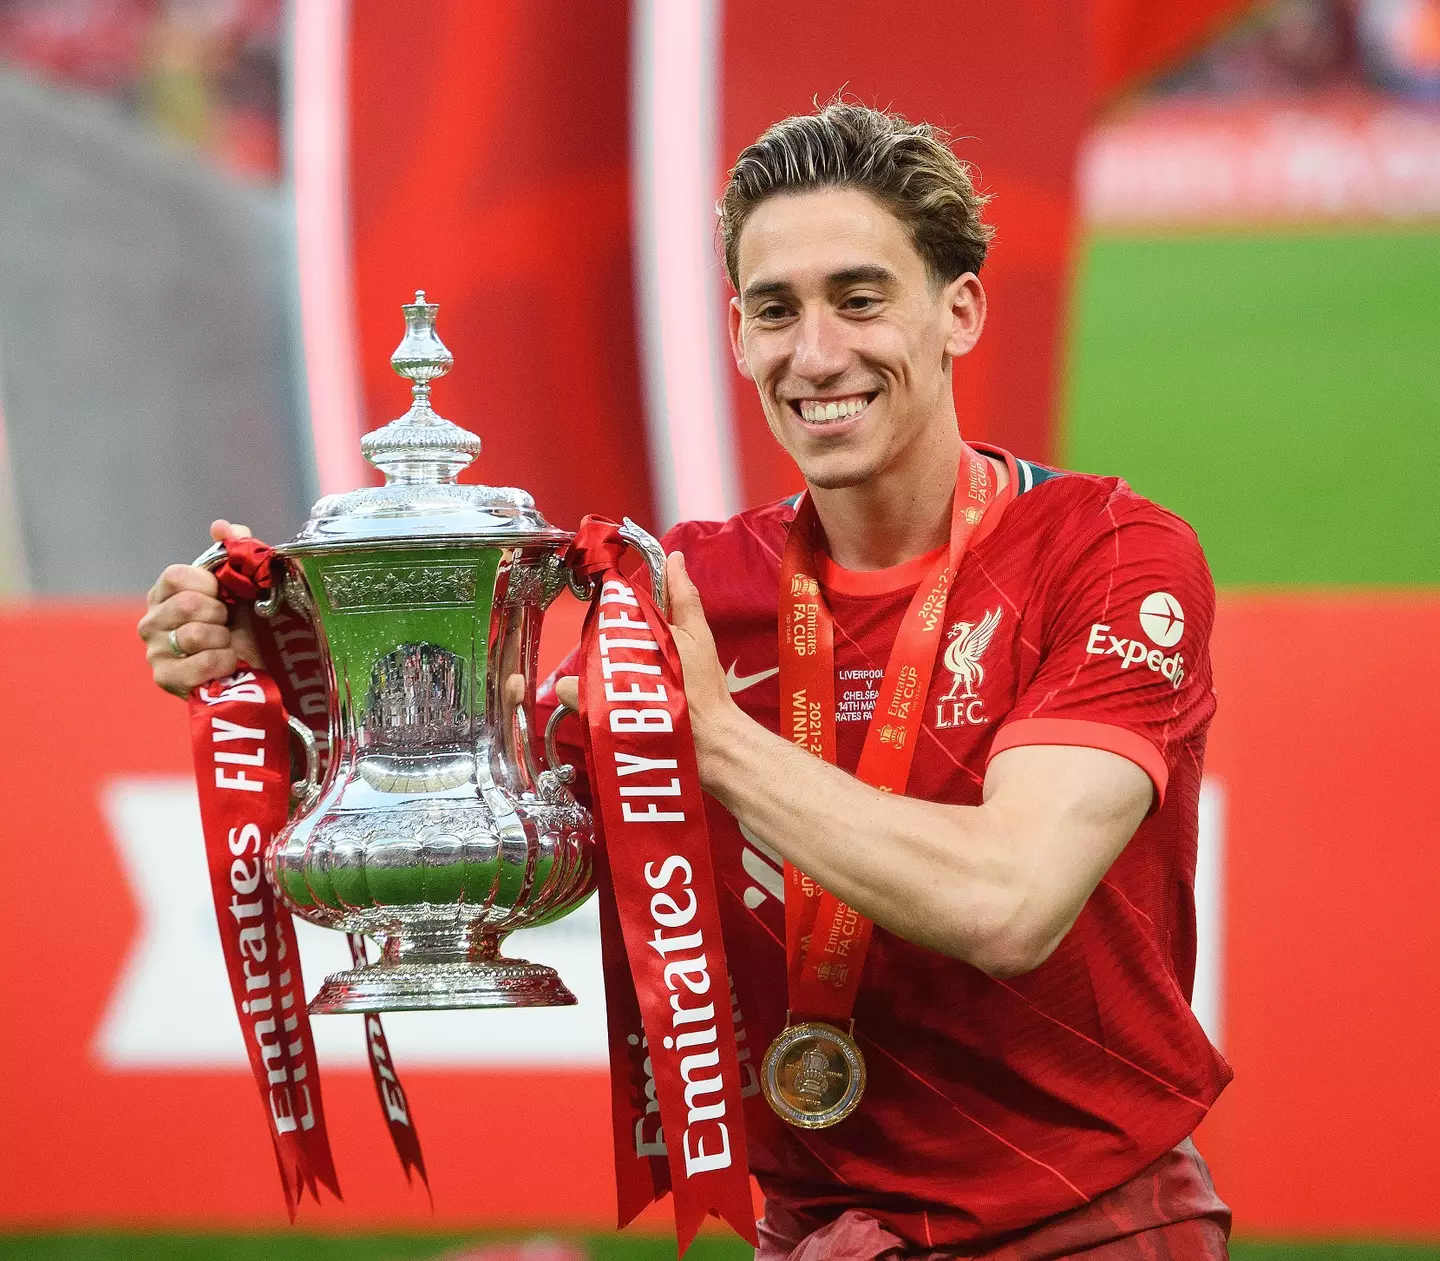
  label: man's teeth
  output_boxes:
[798,396,870,423]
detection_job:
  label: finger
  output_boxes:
[153,647,239,699]
[146,562,219,608]
[138,590,230,637]
[556,676,579,710]
[153,621,231,661]
[502,672,526,710]
[664,552,706,628]
[210,519,253,542]
[228,624,263,670]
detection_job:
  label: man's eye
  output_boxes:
[755,305,789,321]
[843,295,879,311]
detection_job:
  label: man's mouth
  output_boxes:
[789,392,878,426]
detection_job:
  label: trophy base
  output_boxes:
[308,956,577,1014]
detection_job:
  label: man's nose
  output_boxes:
[791,308,848,382]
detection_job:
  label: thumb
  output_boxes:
[665,552,704,627]
[210,519,254,542]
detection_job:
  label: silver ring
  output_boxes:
[167,628,188,659]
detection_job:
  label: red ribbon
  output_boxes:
[188,525,753,1247]
[189,658,340,1216]
[348,936,430,1201]
[187,538,428,1215]
[778,447,996,1026]
[568,517,757,1254]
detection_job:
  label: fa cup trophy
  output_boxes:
[188,289,755,1242]
[197,290,663,1015]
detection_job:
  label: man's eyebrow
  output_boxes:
[828,265,899,287]
[741,279,793,304]
[742,265,900,305]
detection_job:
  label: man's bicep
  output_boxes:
[981,743,1152,957]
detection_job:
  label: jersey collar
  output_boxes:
[813,444,1018,597]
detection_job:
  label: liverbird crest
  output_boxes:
[940,606,1004,702]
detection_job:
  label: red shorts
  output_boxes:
[756,1139,1230,1261]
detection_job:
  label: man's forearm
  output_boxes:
[657,552,1151,978]
[698,706,1028,971]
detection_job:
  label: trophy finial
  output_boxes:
[390,289,453,407]
[361,290,482,485]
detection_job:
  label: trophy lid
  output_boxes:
[284,291,569,551]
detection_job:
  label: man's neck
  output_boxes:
[808,430,1006,572]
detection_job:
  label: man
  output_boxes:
[142,102,1231,1258]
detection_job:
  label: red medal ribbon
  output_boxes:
[778,447,997,1026]
[187,538,428,1215]
[568,517,757,1254]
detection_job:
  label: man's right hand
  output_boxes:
[138,519,263,699]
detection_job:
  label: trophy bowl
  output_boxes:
[199,290,663,1015]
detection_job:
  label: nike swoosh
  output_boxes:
[725,662,779,693]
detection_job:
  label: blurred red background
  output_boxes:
[345,1,1251,526]
[3,592,1437,1232]
[6,0,1438,1241]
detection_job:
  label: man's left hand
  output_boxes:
[552,551,743,783]
[664,552,743,775]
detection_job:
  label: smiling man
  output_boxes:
[550,101,1233,1258]
[140,100,1233,1260]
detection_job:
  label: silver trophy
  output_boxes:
[198,290,663,1015]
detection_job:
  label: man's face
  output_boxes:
[729,187,984,491]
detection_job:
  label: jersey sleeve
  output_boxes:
[987,497,1216,807]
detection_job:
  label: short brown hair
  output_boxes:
[718,100,995,289]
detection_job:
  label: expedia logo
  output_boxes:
[1086,591,1186,690]
[1138,591,1185,647]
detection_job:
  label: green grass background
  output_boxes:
[1063,230,1440,590]
[5,232,1435,1260]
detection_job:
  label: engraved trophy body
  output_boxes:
[202,291,662,1015]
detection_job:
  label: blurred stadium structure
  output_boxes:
[1085,0,1440,225]
[0,0,304,594]
[0,0,285,178]
[0,1,1437,1257]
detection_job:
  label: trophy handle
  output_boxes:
[618,516,668,615]
[565,517,668,615]
[192,541,225,569]
[511,693,578,798]
[550,515,667,786]
[287,714,322,809]
[543,704,578,786]
[191,541,284,618]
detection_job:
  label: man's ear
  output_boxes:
[728,297,755,381]
[943,273,987,361]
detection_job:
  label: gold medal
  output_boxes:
[761,1021,866,1129]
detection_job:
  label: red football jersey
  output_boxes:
[543,445,1232,1248]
